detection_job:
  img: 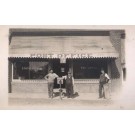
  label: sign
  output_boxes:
[57,77,63,84]
[9,53,119,58]
[60,57,66,63]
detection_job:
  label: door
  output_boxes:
[52,59,69,88]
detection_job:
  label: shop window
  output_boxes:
[73,59,107,79]
[13,61,48,80]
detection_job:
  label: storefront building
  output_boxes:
[8,29,125,93]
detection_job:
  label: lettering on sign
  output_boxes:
[30,53,94,58]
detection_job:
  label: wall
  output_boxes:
[11,81,111,93]
[110,30,124,92]
[12,81,48,93]
[74,82,111,93]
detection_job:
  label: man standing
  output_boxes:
[45,69,58,98]
[63,71,74,98]
[99,69,110,99]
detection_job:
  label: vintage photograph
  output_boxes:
[1,25,134,109]
[0,1,135,135]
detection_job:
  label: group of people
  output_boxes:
[44,70,74,99]
[45,69,110,99]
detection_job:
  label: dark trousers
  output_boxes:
[66,85,73,98]
[48,82,54,98]
[99,83,105,98]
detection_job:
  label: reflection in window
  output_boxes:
[13,61,48,79]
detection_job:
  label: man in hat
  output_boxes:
[62,71,74,98]
[99,69,110,99]
[44,69,59,98]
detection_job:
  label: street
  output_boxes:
[7,91,126,110]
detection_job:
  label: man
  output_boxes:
[99,69,110,99]
[62,71,74,98]
[44,69,59,98]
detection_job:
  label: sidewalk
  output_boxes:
[7,90,122,109]
[8,91,119,100]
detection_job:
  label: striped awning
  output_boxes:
[9,36,119,58]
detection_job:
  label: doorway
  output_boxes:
[52,59,69,88]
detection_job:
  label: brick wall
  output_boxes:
[110,30,124,92]
[11,81,111,93]
[74,83,111,93]
[11,82,48,93]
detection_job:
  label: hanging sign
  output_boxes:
[60,57,66,63]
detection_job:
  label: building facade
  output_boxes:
[8,29,125,93]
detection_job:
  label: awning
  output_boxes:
[9,36,119,58]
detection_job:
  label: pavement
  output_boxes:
[0,89,132,110]
[6,89,126,110]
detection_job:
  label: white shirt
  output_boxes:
[105,73,110,80]
[45,73,58,83]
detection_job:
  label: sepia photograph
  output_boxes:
[0,1,135,135]
[0,25,133,109]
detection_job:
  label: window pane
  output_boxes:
[73,59,107,79]
[13,61,48,80]
[13,61,29,79]
[29,62,48,79]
